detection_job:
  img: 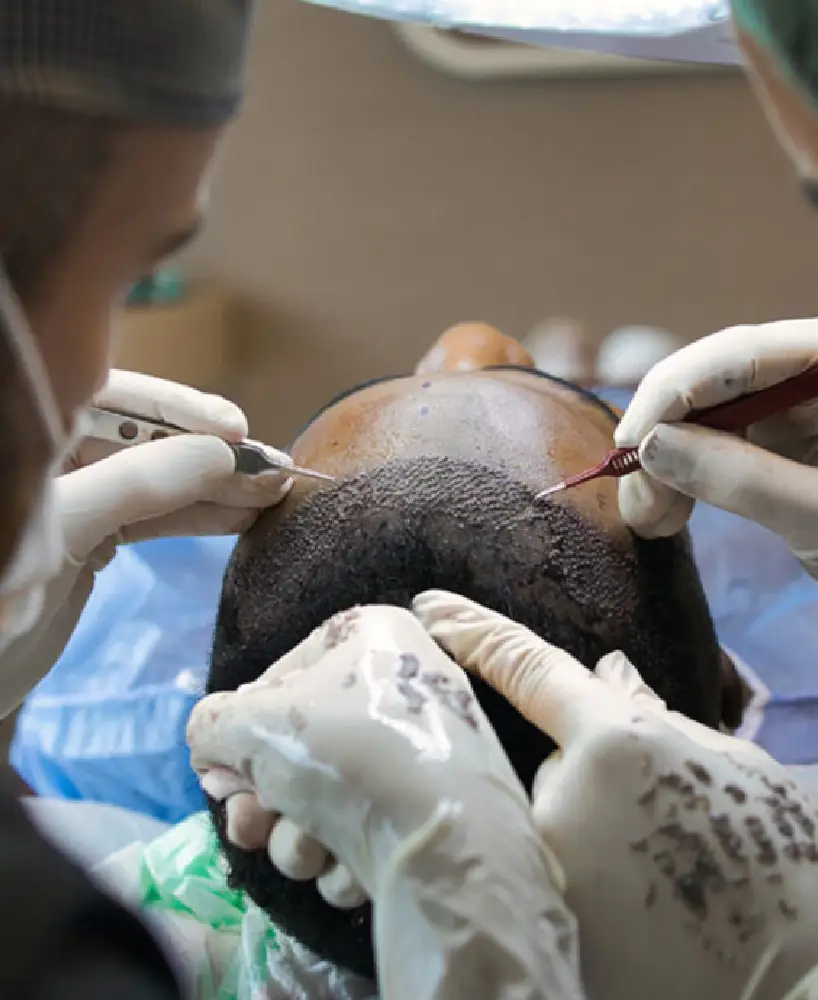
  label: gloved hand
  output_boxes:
[614,320,818,577]
[186,604,585,1000]
[0,369,292,716]
[414,589,818,1000]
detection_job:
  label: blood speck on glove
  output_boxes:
[323,609,361,650]
[637,784,658,808]
[421,671,479,731]
[656,772,709,812]
[686,761,713,786]
[652,823,728,921]
[658,773,695,796]
[641,433,660,464]
[541,907,575,959]
[744,816,778,866]
[731,908,765,945]
[397,680,427,715]
[786,801,816,839]
[452,689,479,730]
[287,706,307,732]
[782,843,818,863]
[397,653,420,679]
[709,813,746,864]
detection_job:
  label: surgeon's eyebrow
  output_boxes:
[147,216,204,267]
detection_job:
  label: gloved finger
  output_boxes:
[617,469,695,538]
[187,688,295,804]
[593,650,666,710]
[531,750,563,801]
[413,589,631,747]
[317,862,368,909]
[226,792,278,850]
[268,816,329,881]
[199,462,294,510]
[97,369,248,440]
[58,435,237,561]
[187,616,335,777]
[117,477,292,543]
[747,398,818,463]
[117,501,261,544]
[615,319,818,448]
[638,422,818,564]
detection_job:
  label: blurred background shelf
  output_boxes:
[113,283,239,391]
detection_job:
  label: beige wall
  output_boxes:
[187,1,818,441]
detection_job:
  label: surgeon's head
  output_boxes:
[732,0,818,198]
[0,2,254,555]
[208,323,724,981]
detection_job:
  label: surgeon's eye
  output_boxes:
[800,178,818,209]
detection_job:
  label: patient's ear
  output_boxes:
[719,648,749,732]
[416,322,535,374]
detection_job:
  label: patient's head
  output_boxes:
[208,324,723,981]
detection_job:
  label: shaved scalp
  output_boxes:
[209,455,722,981]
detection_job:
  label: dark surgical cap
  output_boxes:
[0,0,256,126]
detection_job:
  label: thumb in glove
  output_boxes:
[628,422,818,577]
[58,434,239,563]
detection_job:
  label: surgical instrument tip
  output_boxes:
[291,465,336,483]
[231,440,336,482]
[535,448,640,500]
[537,361,818,499]
[536,482,568,499]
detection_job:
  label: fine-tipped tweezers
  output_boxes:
[88,406,335,483]
[538,363,818,498]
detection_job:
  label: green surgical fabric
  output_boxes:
[136,812,279,999]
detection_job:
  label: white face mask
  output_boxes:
[0,264,82,654]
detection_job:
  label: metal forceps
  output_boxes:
[88,406,336,483]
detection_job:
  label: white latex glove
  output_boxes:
[614,320,818,577]
[186,604,585,1000]
[414,589,818,1000]
[0,369,292,717]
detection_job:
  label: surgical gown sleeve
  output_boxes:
[0,779,181,1000]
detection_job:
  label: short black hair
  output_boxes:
[208,455,722,982]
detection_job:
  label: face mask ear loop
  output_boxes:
[0,260,64,457]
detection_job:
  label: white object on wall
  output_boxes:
[596,325,686,385]
[392,23,730,79]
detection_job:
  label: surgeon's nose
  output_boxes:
[415,321,535,375]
